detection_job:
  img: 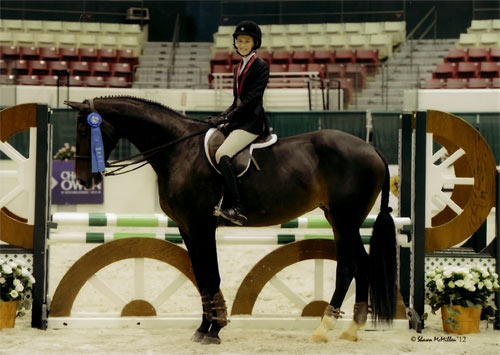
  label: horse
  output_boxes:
[65,96,397,344]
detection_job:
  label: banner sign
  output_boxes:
[51,160,103,204]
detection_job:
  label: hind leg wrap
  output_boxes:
[312,305,344,343]
[340,302,368,341]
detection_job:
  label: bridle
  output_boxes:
[76,99,210,176]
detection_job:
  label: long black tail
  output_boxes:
[369,149,397,324]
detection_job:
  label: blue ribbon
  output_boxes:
[87,112,106,173]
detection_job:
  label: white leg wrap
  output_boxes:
[311,305,341,343]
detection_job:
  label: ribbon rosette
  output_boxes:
[87,112,106,173]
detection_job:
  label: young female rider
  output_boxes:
[208,21,270,226]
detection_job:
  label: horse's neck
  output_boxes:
[99,99,204,161]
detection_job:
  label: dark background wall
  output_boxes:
[0,1,499,42]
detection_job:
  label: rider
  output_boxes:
[208,20,270,226]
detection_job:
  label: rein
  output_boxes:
[104,128,209,176]
[82,98,210,176]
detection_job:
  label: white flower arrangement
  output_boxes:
[426,265,499,315]
[54,142,76,160]
[0,258,36,317]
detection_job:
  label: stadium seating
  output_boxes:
[0,19,141,88]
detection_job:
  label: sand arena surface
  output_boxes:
[2,237,499,355]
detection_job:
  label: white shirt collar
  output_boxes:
[240,52,256,73]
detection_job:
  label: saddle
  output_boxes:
[204,128,278,177]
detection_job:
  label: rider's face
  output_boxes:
[236,35,254,56]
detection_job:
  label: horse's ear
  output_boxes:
[64,100,89,112]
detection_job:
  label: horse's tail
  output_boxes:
[368,149,397,324]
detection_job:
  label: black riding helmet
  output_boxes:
[233,21,262,52]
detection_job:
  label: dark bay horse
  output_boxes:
[66,96,397,344]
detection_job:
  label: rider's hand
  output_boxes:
[207,115,228,127]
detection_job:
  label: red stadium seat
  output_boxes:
[272,51,291,64]
[98,48,118,62]
[67,75,84,86]
[79,48,98,62]
[433,62,457,79]
[90,62,111,77]
[85,76,106,87]
[59,47,79,61]
[48,61,70,75]
[0,46,20,60]
[445,48,467,63]
[326,63,345,78]
[111,62,132,80]
[445,78,468,89]
[231,51,242,64]
[106,76,131,88]
[355,49,379,63]
[269,63,288,73]
[19,46,39,60]
[291,50,313,63]
[212,51,232,65]
[307,63,326,78]
[0,74,15,84]
[334,49,355,63]
[468,78,491,88]
[421,78,445,89]
[313,50,335,63]
[17,75,39,85]
[30,60,49,75]
[490,48,500,62]
[39,75,59,86]
[70,61,91,76]
[256,50,272,64]
[39,47,60,61]
[479,61,499,78]
[468,48,489,62]
[344,63,367,90]
[0,59,8,75]
[491,77,500,88]
[456,61,479,78]
[11,59,30,75]
[355,49,379,75]
[288,63,307,73]
[117,49,138,66]
[211,64,232,73]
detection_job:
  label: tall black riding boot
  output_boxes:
[216,155,247,225]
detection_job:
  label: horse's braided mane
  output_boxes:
[96,95,204,123]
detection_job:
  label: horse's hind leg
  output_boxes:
[338,230,369,342]
[312,214,369,342]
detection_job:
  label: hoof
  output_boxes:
[339,331,358,342]
[312,326,329,343]
[312,332,329,343]
[191,330,206,343]
[201,335,221,345]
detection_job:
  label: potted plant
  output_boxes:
[426,265,499,334]
[0,258,35,328]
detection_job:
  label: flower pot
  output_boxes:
[441,304,481,334]
[0,301,18,329]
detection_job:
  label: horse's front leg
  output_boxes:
[180,227,229,344]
